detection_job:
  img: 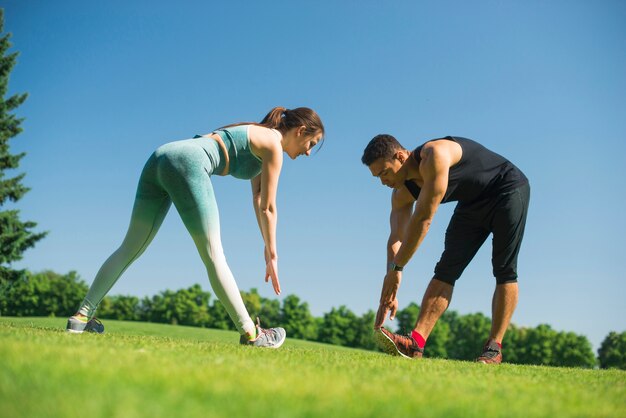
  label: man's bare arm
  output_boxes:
[387,188,415,270]
[392,144,451,267]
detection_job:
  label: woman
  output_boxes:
[66,107,325,348]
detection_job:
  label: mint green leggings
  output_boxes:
[78,137,256,336]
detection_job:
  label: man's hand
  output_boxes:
[374,270,402,328]
[381,269,402,305]
[375,297,399,329]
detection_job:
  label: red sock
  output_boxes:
[411,330,426,349]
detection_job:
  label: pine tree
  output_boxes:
[0,9,47,284]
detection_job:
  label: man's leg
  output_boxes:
[414,278,454,339]
[490,282,518,343]
[375,278,454,358]
[402,208,486,353]
[479,183,529,363]
[477,279,519,364]
[415,205,489,341]
[489,183,529,343]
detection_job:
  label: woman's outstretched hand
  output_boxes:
[264,247,281,295]
[265,258,281,295]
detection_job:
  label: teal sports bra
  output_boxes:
[213,125,263,180]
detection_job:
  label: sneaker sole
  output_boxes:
[243,334,286,349]
[65,319,105,334]
[270,336,286,349]
[374,329,411,359]
[66,329,104,334]
[476,358,501,364]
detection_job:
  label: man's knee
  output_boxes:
[432,276,457,287]
[433,263,463,286]
[495,276,518,285]
[493,262,519,284]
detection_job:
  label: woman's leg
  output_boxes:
[77,156,172,317]
[158,152,256,337]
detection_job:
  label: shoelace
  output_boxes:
[405,335,424,352]
[399,334,414,346]
[482,346,500,359]
[255,317,275,339]
[85,318,103,330]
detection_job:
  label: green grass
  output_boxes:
[1,317,624,418]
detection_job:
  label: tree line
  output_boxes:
[1,269,625,370]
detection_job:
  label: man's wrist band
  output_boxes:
[388,262,404,272]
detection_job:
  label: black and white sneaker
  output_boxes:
[66,316,105,334]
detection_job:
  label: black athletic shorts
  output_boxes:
[434,183,530,285]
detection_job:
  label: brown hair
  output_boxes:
[218,107,325,142]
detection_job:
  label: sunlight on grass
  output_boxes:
[1,317,624,418]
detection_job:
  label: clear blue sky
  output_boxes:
[3,1,625,351]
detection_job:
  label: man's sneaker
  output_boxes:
[476,339,502,364]
[66,316,105,334]
[374,328,424,359]
[239,318,286,349]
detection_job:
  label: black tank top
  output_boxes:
[404,136,528,203]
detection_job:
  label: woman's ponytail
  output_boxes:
[260,106,324,139]
[259,107,288,129]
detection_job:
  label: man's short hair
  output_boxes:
[361,134,405,166]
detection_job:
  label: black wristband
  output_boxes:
[388,262,404,272]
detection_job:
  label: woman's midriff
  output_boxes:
[207,133,230,176]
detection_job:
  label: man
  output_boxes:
[362,134,529,364]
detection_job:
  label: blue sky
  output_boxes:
[3,1,625,351]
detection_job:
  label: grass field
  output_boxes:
[1,317,624,418]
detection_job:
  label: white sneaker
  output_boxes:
[239,318,286,348]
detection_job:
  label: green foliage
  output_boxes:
[353,309,377,351]
[98,295,141,321]
[240,288,280,329]
[0,270,87,316]
[396,301,420,334]
[425,320,451,359]
[517,324,557,365]
[258,297,281,326]
[552,331,596,368]
[206,300,234,330]
[0,211,46,264]
[446,312,492,360]
[142,284,212,327]
[280,294,318,340]
[0,10,47,283]
[318,305,360,347]
[598,331,626,370]
[505,324,596,368]
[240,288,262,319]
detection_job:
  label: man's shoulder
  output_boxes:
[420,138,463,168]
